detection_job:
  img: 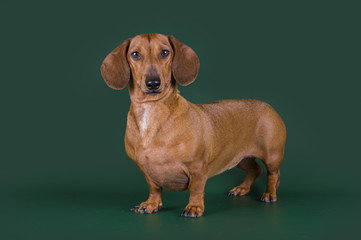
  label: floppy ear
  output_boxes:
[168,36,199,86]
[100,39,130,90]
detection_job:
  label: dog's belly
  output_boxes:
[208,152,250,177]
[144,162,189,191]
[207,142,258,178]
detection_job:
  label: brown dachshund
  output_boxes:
[100,33,286,218]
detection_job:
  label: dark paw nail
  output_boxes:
[130,205,139,211]
[182,210,189,217]
[140,207,145,212]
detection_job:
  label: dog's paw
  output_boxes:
[227,186,250,197]
[181,205,204,218]
[130,202,162,214]
[260,192,277,203]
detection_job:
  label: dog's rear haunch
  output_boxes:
[101,33,286,218]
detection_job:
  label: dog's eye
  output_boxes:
[160,49,170,58]
[130,51,141,60]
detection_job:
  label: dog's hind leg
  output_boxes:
[259,152,283,202]
[227,157,263,197]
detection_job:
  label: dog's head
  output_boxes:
[101,33,199,102]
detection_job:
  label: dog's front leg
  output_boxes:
[181,170,207,218]
[131,174,163,214]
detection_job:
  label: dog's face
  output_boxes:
[101,33,199,102]
[127,34,172,97]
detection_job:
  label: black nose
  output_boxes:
[145,78,161,90]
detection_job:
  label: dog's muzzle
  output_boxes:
[145,68,161,95]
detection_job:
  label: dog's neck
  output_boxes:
[129,85,188,142]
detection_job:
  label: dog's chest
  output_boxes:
[138,106,151,137]
[133,103,170,144]
[145,161,189,191]
[134,104,163,145]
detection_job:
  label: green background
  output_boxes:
[1,0,360,239]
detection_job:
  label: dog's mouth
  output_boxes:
[146,91,161,96]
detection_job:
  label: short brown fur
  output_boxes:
[101,33,286,217]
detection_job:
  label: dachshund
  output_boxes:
[100,33,286,217]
